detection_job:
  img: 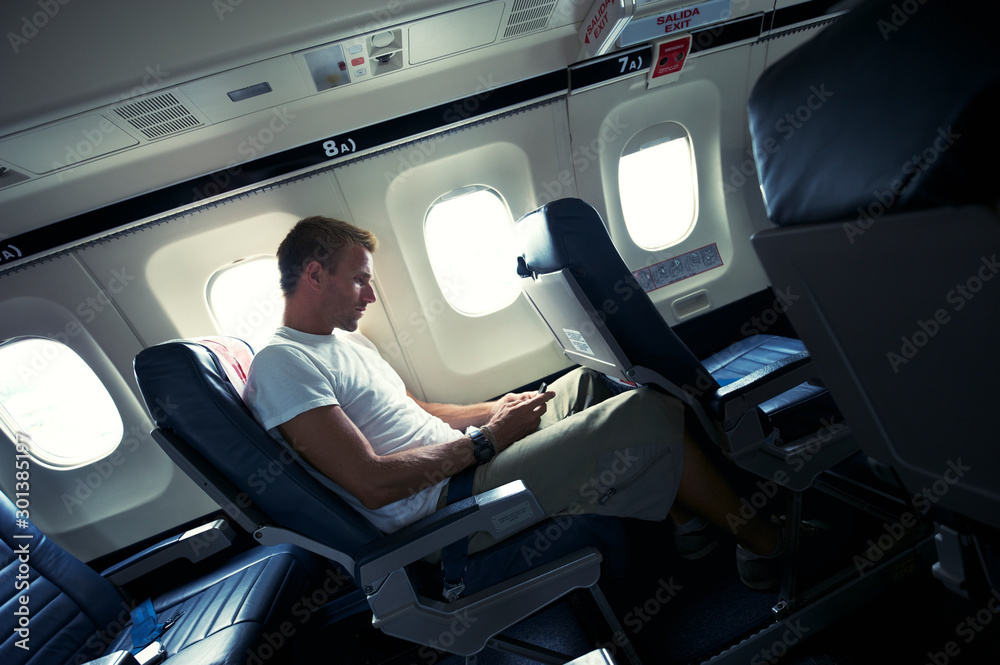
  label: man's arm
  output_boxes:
[408,391,546,432]
[279,392,553,510]
[277,404,475,509]
[407,393,492,431]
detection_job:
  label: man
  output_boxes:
[245,216,784,588]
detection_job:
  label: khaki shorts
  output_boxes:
[462,367,686,554]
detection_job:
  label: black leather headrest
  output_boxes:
[748,0,1000,225]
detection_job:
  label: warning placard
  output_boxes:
[651,34,692,79]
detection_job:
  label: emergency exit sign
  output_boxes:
[618,0,732,47]
[578,0,636,57]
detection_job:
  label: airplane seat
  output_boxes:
[746,0,1000,599]
[513,197,855,494]
[0,488,321,665]
[132,336,639,663]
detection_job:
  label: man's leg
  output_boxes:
[673,433,780,557]
[467,369,779,558]
[467,383,686,553]
[537,367,616,426]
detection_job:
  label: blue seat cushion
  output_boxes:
[101,544,320,664]
[1,487,325,665]
[701,334,838,442]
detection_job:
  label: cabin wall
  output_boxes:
[0,2,838,562]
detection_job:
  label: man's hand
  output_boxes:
[485,389,555,451]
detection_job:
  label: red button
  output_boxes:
[351,57,365,66]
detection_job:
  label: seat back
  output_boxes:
[134,337,629,595]
[515,198,717,403]
[513,197,861,490]
[754,207,1000,529]
[133,338,382,560]
[1,491,126,665]
[747,0,1000,528]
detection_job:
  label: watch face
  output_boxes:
[471,429,494,464]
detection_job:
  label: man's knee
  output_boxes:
[617,387,684,429]
[558,367,613,413]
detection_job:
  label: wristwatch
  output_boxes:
[468,427,496,465]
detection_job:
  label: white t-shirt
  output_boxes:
[244,326,457,533]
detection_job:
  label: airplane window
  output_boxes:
[424,186,521,316]
[618,124,698,250]
[207,256,283,352]
[0,338,123,469]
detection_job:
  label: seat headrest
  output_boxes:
[748,0,1000,225]
[515,198,610,276]
[190,336,254,398]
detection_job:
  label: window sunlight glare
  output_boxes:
[425,188,521,316]
[619,135,697,250]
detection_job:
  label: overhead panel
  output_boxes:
[180,55,309,124]
[408,3,505,64]
[0,114,139,175]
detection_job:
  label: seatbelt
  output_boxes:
[129,599,183,654]
[441,466,477,602]
[129,599,166,654]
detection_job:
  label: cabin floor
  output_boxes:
[293,454,1000,665]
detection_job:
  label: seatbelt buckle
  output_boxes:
[134,641,166,665]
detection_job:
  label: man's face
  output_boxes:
[321,244,376,332]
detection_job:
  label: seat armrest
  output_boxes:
[709,351,818,426]
[355,480,544,588]
[100,519,236,585]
